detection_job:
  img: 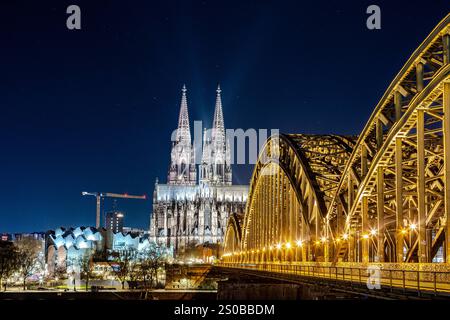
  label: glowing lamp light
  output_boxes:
[342,234,349,240]
[296,240,303,247]
[401,229,407,235]
[276,243,282,250]
[285,242,292,249]
[315,241,321,245]
[321,237,327,243]
[362,234,369,239]
[370,229,377,236]
[409,223,417,230]
[269,246,273,250]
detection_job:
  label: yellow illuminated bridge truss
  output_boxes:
[221,14,450,292]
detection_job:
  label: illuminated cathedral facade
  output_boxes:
[149,85,248,258]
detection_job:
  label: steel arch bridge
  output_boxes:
[222,14,450,271]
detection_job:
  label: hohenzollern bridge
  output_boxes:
[219,14,450,296]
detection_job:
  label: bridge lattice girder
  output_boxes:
[223,13,450,265]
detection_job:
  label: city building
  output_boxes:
[45,226,167,275]
[0,232,46,242]
[105,211,124,233]
[149,85,248,259]
[122,227,147,237]
[0,233,10,241]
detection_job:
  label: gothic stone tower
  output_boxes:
[150,85,248,260]
[167,85,197,185]
[200,85,232,186]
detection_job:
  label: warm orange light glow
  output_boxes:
[218,18,450,266]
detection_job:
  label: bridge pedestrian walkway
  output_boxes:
[217,262,450,298]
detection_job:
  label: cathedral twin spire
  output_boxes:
[168,85,232,186]
[175,84,191,145]
[168,84,196,185]
[201,85,232,185]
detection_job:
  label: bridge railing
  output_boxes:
[217,262,450,297]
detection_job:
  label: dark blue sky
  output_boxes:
[0,1,449,232]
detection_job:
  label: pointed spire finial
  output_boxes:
[175,84,191,144]
[216,83,221,95]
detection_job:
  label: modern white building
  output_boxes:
[45,226,163,275]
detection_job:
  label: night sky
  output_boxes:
[0,1,449,233]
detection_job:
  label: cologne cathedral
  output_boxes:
[149,85,248,258]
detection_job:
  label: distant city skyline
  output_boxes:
[1,1,449,232]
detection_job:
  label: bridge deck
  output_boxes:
[217,263,450,298]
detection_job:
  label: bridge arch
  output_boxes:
[324,14,450,264]
[223,213,243,262]
[223,13,450,265]
[226,134,355,263]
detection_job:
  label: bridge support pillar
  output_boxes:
[302,243,308,262]
[377,166,385,262]
[362,196,369,263]
[444,82,450,263]
[416,63,424,92]
[348,230,355,262]
[395,137,404,262]
[442,35,449,260]
[324,238,329,262]
[417,109,428,263]
[443,33,450,65]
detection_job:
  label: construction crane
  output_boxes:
[81,191,146,228]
